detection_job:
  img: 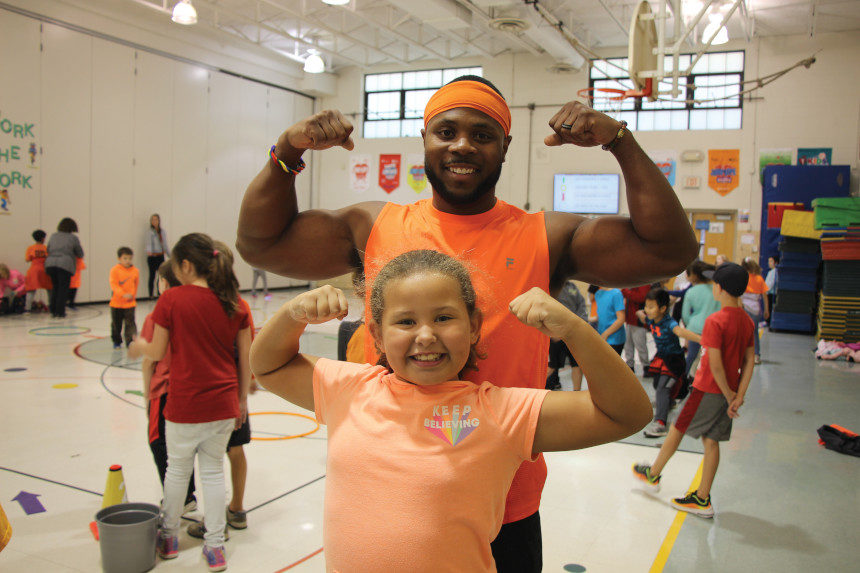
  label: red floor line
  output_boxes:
[273,547,324,572]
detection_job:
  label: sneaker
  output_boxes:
[671,491,714,518]
[113,343,122,349]
[157,531,179,559]
[644,420,668,437]
[202,545,227,572]
[184,498,198,515]
[187,521,230,541]
[264,294,272,301]
[631,463,661,492]
[754,355,762,365]
[226,507,247,530]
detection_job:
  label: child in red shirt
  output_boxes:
[129,234,251,572]
[632,263,756,518]
[140,260,197,514]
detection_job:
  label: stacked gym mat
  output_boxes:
[814,198,860,342]
[771,235,820,333]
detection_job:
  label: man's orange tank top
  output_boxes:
[364,198,550,523]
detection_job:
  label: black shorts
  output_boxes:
[490,511,542,572]
[547,339,578,369]
[227,417,251,449]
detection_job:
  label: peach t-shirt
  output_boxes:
[313,358,548,573]
[364,198,551,523]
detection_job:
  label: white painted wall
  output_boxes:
[311,32,860,260]
[0,8,313,302]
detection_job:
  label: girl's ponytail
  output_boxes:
[209,240,240,317]
[172,233,239,317]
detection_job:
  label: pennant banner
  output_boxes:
[349,154,371,193]
[406,154,427,194]
[708,149,739,196]
[648,150,677,186]
[379,154,401,194]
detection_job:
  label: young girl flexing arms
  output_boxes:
[130,234,251,572]
[251,250,651,572]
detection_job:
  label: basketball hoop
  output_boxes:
[578,78,653,108]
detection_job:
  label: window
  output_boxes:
[364,67,483,138]
[588,51,744,131]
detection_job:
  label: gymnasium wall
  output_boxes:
[0,8,314,303]
[313,30,860,261]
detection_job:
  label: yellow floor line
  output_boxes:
[649,459,704,573]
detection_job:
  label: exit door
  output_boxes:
[689,211,735,264]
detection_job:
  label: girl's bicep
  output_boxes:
[532,391,631,454]
[256,354,319,412]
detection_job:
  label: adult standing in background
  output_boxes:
[45,218,84,318]
[146,214,169,299]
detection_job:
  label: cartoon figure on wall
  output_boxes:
[29,143,37,166]
[0,189,10,214]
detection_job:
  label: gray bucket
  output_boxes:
[95,502,160,573]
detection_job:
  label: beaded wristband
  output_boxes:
[601,120,628,151]
[270,145,306,175]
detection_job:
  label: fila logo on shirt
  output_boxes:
[424,404,480,446]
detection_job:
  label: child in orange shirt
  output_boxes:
[250,250,652,572]
[24,229,51,312]
[741,257,768,364]
[68,257,86,310]
[110,246,139,349]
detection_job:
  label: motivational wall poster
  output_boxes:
[797,147,832,165]
[708,149,739,196]
[406,154,427,194]
[349,154,371,193]
[379,154,401,194]
[0,111,40,215]
[648,150,677,186]
[758,148,792,184]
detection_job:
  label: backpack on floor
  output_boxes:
[817,424,860,457]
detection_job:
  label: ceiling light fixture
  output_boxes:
[321,0,350,6]
[702,13,729,45]
[172,0,197,25]
[304,50,325,74]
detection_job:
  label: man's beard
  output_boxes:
[425,161,503,206]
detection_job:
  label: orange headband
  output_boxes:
[424,80,511,136]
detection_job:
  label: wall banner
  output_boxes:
[406,154,427,194]
[758,148,792,185]
[797,147,831,165]
[349,154,371,193]
[648,150,677,186]
[379,154,401,194]
[708,149,739,196]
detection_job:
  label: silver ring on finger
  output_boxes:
[561,123,573,130]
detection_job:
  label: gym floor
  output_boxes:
[1,289,857,572]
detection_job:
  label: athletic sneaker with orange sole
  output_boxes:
[631,463,661,492]
[671,491,714,518]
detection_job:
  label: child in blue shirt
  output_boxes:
[636,287,701,437]
[595,287,626,354]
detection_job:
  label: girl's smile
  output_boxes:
[371,272,481,386]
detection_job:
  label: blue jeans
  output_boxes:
[746,310,761,355]
[685,341,701,376]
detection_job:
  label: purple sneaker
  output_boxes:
[157,531,178,559]
[203,545,227,572]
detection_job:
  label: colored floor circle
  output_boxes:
[563,565,586,572]
[52,383,79,389]
[4,367,27,372]
[249,411,320,441]
[29,326,91,336]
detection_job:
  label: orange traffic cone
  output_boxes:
[0,502,11,552]
[101,464,129,508]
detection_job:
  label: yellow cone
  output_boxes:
[0,502,11,553]
[102,464,129,508]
